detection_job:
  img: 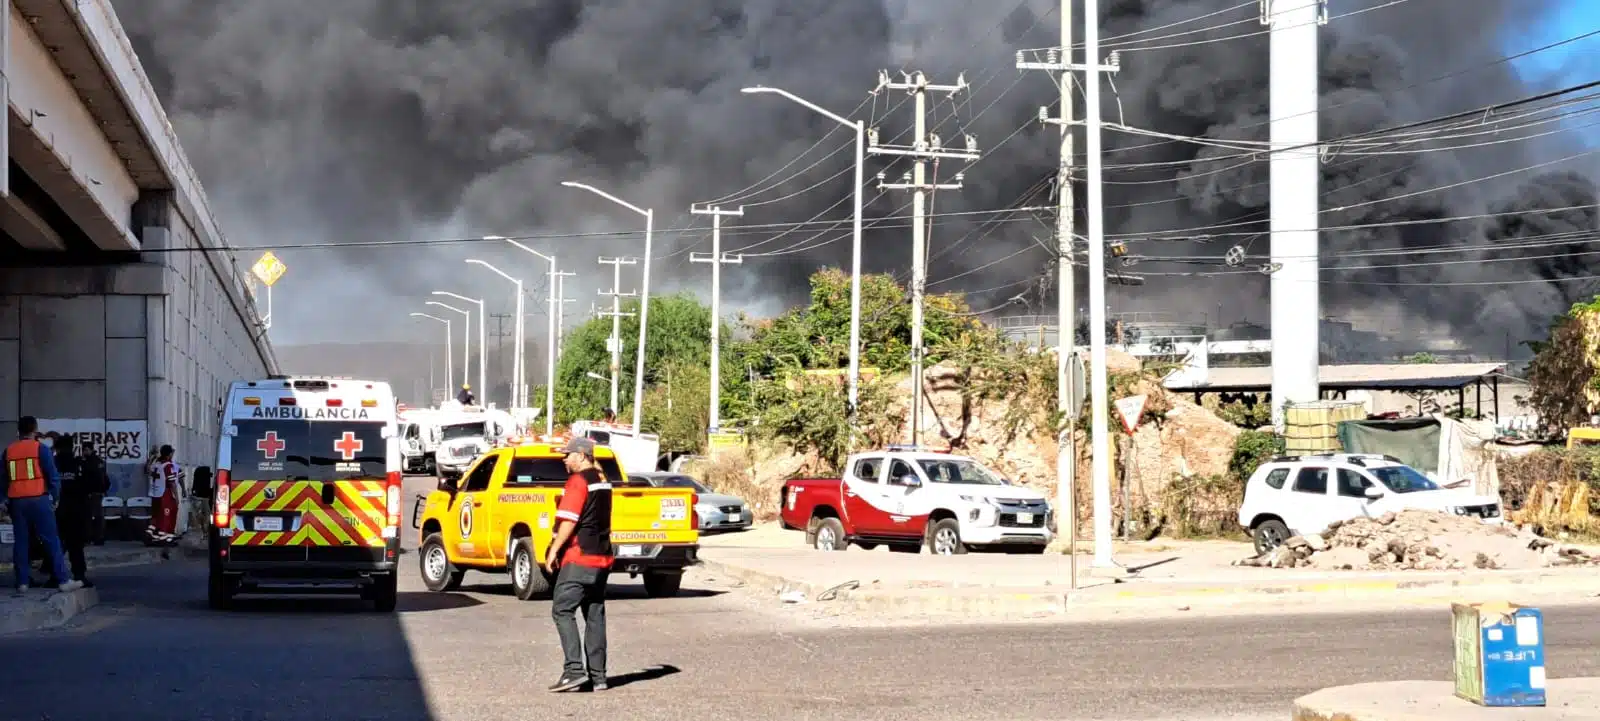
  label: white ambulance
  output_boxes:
[207,376,404,611]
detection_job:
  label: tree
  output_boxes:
[551,292,749,426]
[1527,297,1600,434]
[641,359,711,453]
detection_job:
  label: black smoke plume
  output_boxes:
[111,0,1585,358]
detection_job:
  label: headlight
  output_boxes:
[959,495,997,506]
[1450,506,1468,515]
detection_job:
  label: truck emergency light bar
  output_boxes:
[241,396,380,408]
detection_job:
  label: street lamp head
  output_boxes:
[481,235,506,241]
[740,86,769,94]
[560,181,582,189]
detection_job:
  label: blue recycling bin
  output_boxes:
[1452,602,1547,707]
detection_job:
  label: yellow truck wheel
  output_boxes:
[420,533,466,592]
[509,538,553,600]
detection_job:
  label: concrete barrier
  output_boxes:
[1293,679,1599,720]
[0,586,100,635]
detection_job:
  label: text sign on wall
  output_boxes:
[36,419,150,498]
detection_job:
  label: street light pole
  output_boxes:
[425,301,470,390]
[561,181,654,431]
[740,87,865,429]
[410,312,452,403]
[497,236,561,436]
[433,291,486,405]
[466,259,525,409]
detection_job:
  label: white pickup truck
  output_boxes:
[779,448,1055,555]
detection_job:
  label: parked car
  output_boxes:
[779,448,1053,555]
[629,472,752,533]
[1237,452,1503,555]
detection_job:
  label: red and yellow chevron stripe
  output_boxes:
[229,480,387,547]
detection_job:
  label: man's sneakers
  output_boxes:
[12,585,27,597]
[547,674,589,693]
[58,579,84,593]
[591,677,607,692]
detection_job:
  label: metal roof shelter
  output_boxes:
[1170,362,1509,420]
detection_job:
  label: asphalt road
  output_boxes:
[0,477,1593,721]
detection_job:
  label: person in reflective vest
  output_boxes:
[542,436,614,693]
[3,416,81,594]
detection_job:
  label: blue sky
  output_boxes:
[1510,1,1600,94]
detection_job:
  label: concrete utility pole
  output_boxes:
[597,256,638,413]
[425,300,471,390]
[1083,0,1125,570]
[869,70,981,446]
[739,86,868,438]
[561,182,654,431]
[689,204,745,433]
[1266,0,1327,429]
[1016,0,1110,587]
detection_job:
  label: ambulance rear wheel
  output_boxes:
[371,572,399,612]
[510,538,552,600]
[420,533,465,592]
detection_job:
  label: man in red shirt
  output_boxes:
[541,436,613,692]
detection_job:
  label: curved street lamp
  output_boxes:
[561,181,654,430]
[433,291,486,403]
[410,312,452,400]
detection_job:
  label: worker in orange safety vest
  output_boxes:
[3,416,81,594]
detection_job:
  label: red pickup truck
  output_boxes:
[779,449,1054,555]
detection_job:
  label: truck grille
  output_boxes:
[999,513,1045,528]
[1462,504,1501,519]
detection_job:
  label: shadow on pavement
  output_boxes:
[173,590,484,615]
[0,560,441,721]
[607,663,681,689]
[457,581,725,601]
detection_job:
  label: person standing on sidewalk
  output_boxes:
[77,439,109,546]
[144,445,180,549]
[541,436,614,693]
[55,438,102,587]
[3,417,82,595]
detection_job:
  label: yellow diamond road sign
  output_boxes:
[251,251,286,287]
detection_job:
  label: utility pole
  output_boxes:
[869,70,980,446]
[1016,0,1098,588]
[689,204,745,433]
[1084,0,1124,571]
[1266,0,1327,429]
[597,256,638,413]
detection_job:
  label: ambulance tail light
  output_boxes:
[213,470,232,528]
[278,397,297,406]
[325,398,343,407]
[362,399,378,408]
[385,471,402,528]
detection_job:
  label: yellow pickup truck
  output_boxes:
[412,441,700,598]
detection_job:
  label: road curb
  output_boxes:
[0,546,174,576]
[0,587,100,635]
[699,558,1600,615]
[1292,679,1599,720]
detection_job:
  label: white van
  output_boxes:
[207,376,403,611]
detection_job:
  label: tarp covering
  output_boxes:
[1337,415,1501,496]
[1338,418,1442,474]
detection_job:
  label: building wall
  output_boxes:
[0,192,275,493]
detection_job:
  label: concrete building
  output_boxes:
[1,0,276,497]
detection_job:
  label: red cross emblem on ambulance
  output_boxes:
[333,432,364,461]
[256,431,286,460]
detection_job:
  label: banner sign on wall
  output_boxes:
[36,419,150,499]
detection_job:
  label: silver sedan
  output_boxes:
[629,472,752,533]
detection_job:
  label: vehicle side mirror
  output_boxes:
[1363,486,1383,500]
[899,475,921,488]
[438,476,459,493]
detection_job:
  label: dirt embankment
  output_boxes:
[707,349,1244,527]
[1237,510,1598,571]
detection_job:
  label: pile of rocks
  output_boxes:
[1235,510,1598,571]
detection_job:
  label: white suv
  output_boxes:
[1237,453,1502,554]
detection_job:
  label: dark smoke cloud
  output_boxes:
[111,0,1586,357]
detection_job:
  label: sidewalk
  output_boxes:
[0,541,174,635]
[1294,679,1599,720]
[701,524,1600,619]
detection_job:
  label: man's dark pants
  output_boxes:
[56,499,90,580]
[551,563,608,682]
